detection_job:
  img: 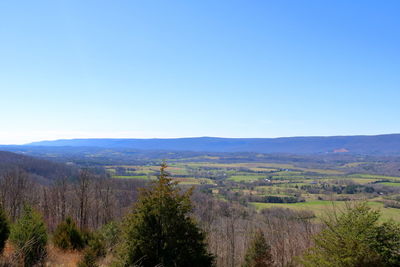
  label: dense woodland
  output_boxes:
[1,150,400,266]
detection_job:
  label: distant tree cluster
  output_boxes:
[300,183,375,195]
[250,195,304,204]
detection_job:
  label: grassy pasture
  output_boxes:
[251,200,345,214]
[273,182,308,187]
[112,175,154,180]
[341,162,368,168]
[379,182,400,187]
[349,174,400,180]
[350,178,382,184]
[173,177,214,185]
[313,176,382,184]
[273,173,307,178]
[184,162,295,169]
[270,176,309,181]
[251,200,400,221]
[184,162,344,175]
[298,168,344,175]
[228,175,267,182]
[248,167,279,172]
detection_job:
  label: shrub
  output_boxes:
[0,205,10,254]
[9,205,47,266]
[77,233,106,267]
[87,234,106,259]
[302,203,400,267]
[100,221,120,252]
[77,248,98,267]
[53,217,84,250]
[81,229,95,246]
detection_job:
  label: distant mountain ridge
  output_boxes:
[26,134,400,155]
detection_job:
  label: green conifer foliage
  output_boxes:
[53,217,85,250]
[77,233,105,267]
[115,162,214,267]
[243,229,273,267]
[302,203,400,267]
[9,205,48,266]
[0,205,10,254]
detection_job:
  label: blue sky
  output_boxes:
[0,0,399,144]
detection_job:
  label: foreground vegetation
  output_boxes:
[1,150,400,266]
[303,203,400,266]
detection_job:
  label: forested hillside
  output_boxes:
[0,151,77,183]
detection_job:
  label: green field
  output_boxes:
[379,182,400,187]
[349,174,400,180]
[113,175,154,179]
[251,200,344,211]
[228,175,267,182]
[251,200,400,221]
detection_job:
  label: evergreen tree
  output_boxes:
[9,205,48,266]
[0,205,9,254]
[53,217,84,250]
[243,229,273,267]
[115,162,214,267]
[302,203,400,267]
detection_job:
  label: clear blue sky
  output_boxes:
[0,0,399,144]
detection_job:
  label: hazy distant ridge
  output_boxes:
[26,134,400,155]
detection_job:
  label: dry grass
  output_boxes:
[1,241,116,266]
[1,242,83,267]
[2,241,14,258]
[46,244,83,267]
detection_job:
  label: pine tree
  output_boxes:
[115,162,214,267]
[0,205,10,254]
[243,229,273,267]
[9,205,48,266]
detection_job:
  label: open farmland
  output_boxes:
[251,200,400,221]
[103,154,400,221]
